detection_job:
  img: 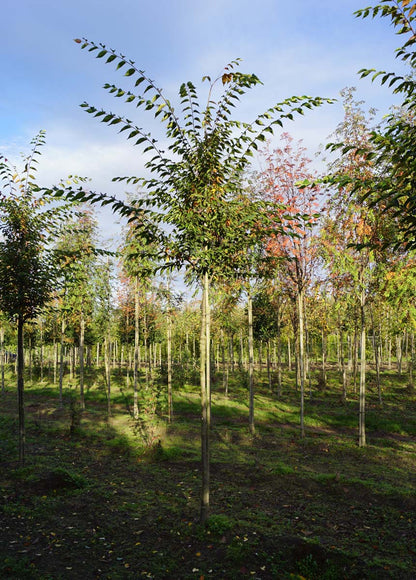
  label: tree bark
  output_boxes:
[267,340,272,392]
[59,317,65,408]
[247,286,255,435]
[359,287,366,448]
[17,315,25,464]
[79,309,85,410]
[167,302,173,423]
[105,335,111,417]
[298,287,306,438]
[133,276,140,419]
[0,326,5,395]
[200,271,210,525]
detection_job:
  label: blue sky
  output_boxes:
[1,0,409,243]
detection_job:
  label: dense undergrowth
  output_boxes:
[0,362,415,579]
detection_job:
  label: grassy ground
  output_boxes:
[0,363,415,579]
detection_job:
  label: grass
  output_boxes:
[0,362,415,578]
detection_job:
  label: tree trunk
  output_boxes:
[298,287,306,438]
[28,336,32,384]
[396,335,403,376]
[359,288,366,448]
[221,329,228,397]
[59,318,65,408]
[133,276,140,419]
[79,309,85,410]
[167,304,173,423]
[105,336,111,417]
[17,315,25,464]
[321,328,327,389]
[340,329,348,402]
[0,326,5,395]
[206,282,211,428]
[353,328,358,394]
[408,333,414,393]
[239,330,244,371]
[247,286,255,435]
[276,307,282,397]
[200,271,210,525]
[372,326,382,406]
[267,340,272,392]
[39,320,44,381]
[53,339,57,385]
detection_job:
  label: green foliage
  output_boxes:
[333,1,416,249]
[53,40,333,282]
[206,513,234,535]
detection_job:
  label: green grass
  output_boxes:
[0,362,415,578]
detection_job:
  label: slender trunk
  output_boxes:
[53,339,57,385]
[17,315,25,464]
[408,333,414,393]
[298,287,306,438]
[133,277,140,419]
[239,330,244,371]
[193,335,196,368]
[277,307,282,397]
[340,329,348,402]
[119,343,124,376]
[79,309,85,410]
[167,304,173,423]
[248,286,255,435]
[388,337,392,370]
[221,329,228,396]
[267,340,272,392]
[29,336,32,384]
[321,328,327,389]
[337,330,342,372]
[113,340,117,370]
[258,340,263,373]
[359,288,366,448]
[39,322,44,381]
[372,327,382,405]
[206,283,211,428]
[0,327,4,394]
[105,335,111,416]
[306,326,312,400]
[59,318,65,408]
[347,334,353,373]
[353,327,358,394]
[200,272,210,525]
[396,335,403,376]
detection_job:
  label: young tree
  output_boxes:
[323,88,394,446]
[345,2,416,248]
[55,209,99,410]
[258,133,321,437]
[54,41,332,522]
[0,133,62,462]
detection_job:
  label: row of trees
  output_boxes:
[1,0,416,522]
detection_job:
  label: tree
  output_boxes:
[344,1,416,248]
[258,133,321,437]
[323,88,394,446]
[119,219,158,419]
[94,258,114,416]
[0,132,62,462]
[55,209,99,410]
[54,40,332,522]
